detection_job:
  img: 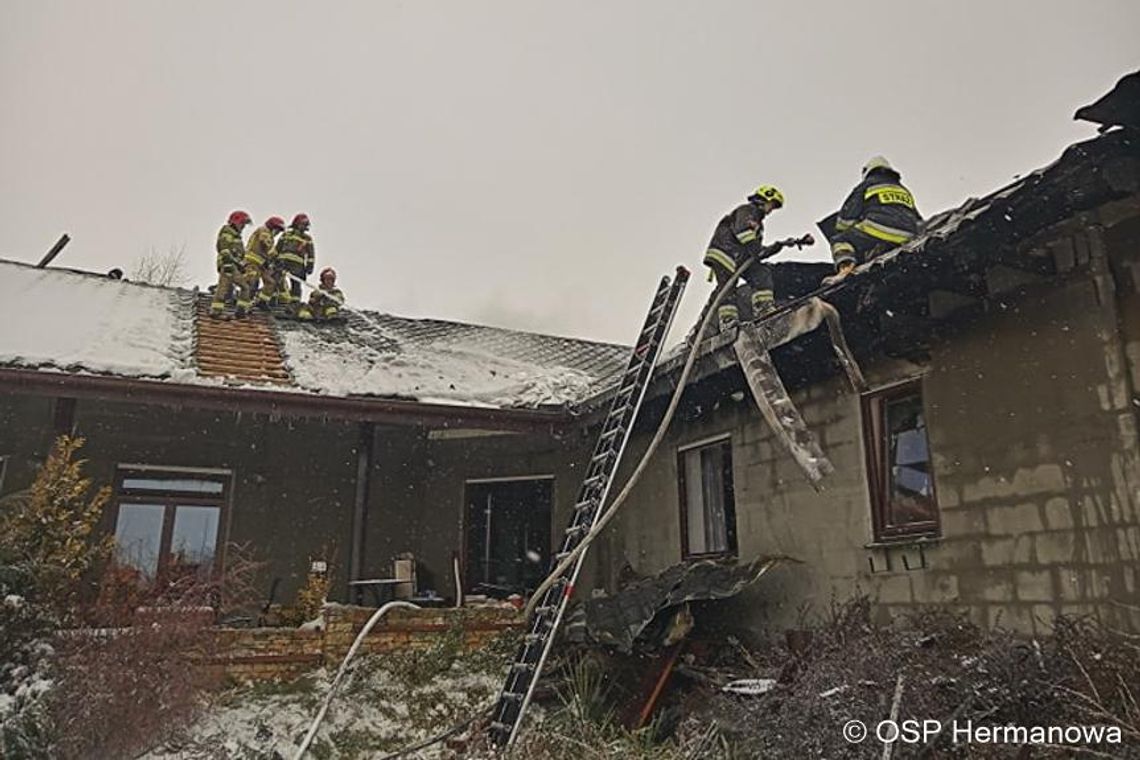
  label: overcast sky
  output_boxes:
[2,1,1137,344]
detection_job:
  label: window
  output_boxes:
[112,467,230,584]
[678,437,737,559]
[464,477,553,597]
[861,381,940,541]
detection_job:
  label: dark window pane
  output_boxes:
[121,477,224,495]
[113,503,165,579]
[463,480,552,596]
[886,395,936,524]
[169,505,220,578]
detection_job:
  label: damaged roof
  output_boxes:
[0,257,628,414]
[648,126,1140,401]
[1075,69,1140,131]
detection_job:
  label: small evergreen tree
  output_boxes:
[0,435,112,758]
[0,436,111,616]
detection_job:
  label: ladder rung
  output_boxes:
[490,269,688,750]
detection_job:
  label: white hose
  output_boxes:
[293,601,420,760]
[364,251,780,758]
[524,254,758,619]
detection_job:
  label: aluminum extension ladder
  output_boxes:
[488,266,690,748]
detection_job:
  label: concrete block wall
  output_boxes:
[598,252,1140,635]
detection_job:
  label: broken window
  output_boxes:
[464,477,552,597]
[678,437,737,559]
[861,381,940,541]
[111,467,230,584]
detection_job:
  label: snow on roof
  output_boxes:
[276,310,628,408]
[0,260,193,378]
[0,258,629,411]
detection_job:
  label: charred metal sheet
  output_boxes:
[734,327,834,487]
[732,297,865,487]
[563,557,778,652]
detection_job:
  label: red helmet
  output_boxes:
[319,267,336,282]
[292,213,310,229]
[266,216,286,232]
[227,210,251,227]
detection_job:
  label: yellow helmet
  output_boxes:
[748,184,785,208]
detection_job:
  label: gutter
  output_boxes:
[0,368,569,433]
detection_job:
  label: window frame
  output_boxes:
[111,465,233,583]
[860,379,941,543]
[677,435,738,560]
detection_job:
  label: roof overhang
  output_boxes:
[0,367,570,434]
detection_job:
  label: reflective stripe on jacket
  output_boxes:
[215,223,245,272]
[703,202,766,272]
[277,228,315,271]
[244,226,278,267]
[834,168,922,245]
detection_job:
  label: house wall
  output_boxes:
[593,222,1140,636]
[362,425,594,599]
[0,387,593,608]
[0,394,361,605]
[0,392,59,497]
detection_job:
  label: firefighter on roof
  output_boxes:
[277,213,316,314]
[827,156,922,283]
[210,210,252,318]
[243,216,286,310]
[298,267,344,321]
[703,184,785,331]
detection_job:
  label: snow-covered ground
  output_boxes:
[141,645,508,759]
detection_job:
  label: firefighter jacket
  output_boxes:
[244,226,279,268]
[834,168,922,246]
[277,228,315,274]
[308,285,344,318]
[215,223,245,273]
[704,202,767,273]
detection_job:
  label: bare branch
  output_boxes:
[129,245,190,287]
